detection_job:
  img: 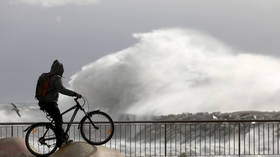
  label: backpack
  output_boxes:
[35,73,53,101]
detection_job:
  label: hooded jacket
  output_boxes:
[39,60,77,102]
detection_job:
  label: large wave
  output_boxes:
[68,28,280,116]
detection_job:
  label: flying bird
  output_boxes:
[10,103,21,117]
[212,114,218,120]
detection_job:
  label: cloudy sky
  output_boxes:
[1,0,280,104]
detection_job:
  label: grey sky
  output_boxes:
[0,0,280,103]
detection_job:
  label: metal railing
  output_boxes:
[1,120,280,156]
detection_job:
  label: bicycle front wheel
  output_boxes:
[25,123,58,157]
[80,111,114,145]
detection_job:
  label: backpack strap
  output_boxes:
[37,74,44,97]
[42,76,51,96]
[41,73,55,97]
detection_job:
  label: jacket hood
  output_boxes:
[50,60,64,76]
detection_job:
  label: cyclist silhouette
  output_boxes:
[36,60,82,147]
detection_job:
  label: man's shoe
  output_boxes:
[59,139,73,147]
[65,139,73,144]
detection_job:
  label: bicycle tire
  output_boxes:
[80,111,114,145]
[25,123,58,157]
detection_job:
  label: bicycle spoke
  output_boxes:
[26,123,58,157]
[81,111,114,145]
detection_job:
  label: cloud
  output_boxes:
[11,0,99,7]
[68,28,280,117]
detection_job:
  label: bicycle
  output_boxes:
[24,97,114,157]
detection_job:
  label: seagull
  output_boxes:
[212,114,218,120]
[10,103,21,117]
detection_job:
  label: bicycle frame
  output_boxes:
[53,98,100,133]
[59,99,86,134]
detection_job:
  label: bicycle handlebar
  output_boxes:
[74,96,90,111]
[74,96,86,108]
[74,95,83,101]
[74,97,79,101]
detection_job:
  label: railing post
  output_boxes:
[164,124,167,156]
[11,125,13,137]
[238,123,241,157]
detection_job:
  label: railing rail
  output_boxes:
[1,120,280,156]
[1,119,280,125]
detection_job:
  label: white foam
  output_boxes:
[68,28,280,116]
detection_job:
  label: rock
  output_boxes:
[0,137,34,157]
[0,138,124,157]
[178,152,187,157]
[51,142,125,157]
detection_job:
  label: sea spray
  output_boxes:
[68,28,280,117]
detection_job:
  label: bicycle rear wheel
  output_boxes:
[25,123,58,157]
[80,111,114,145]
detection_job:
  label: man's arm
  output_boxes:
[54,76,77,97]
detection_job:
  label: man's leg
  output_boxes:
[42,102,65,146]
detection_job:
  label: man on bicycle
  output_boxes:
[35,60,82,147]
